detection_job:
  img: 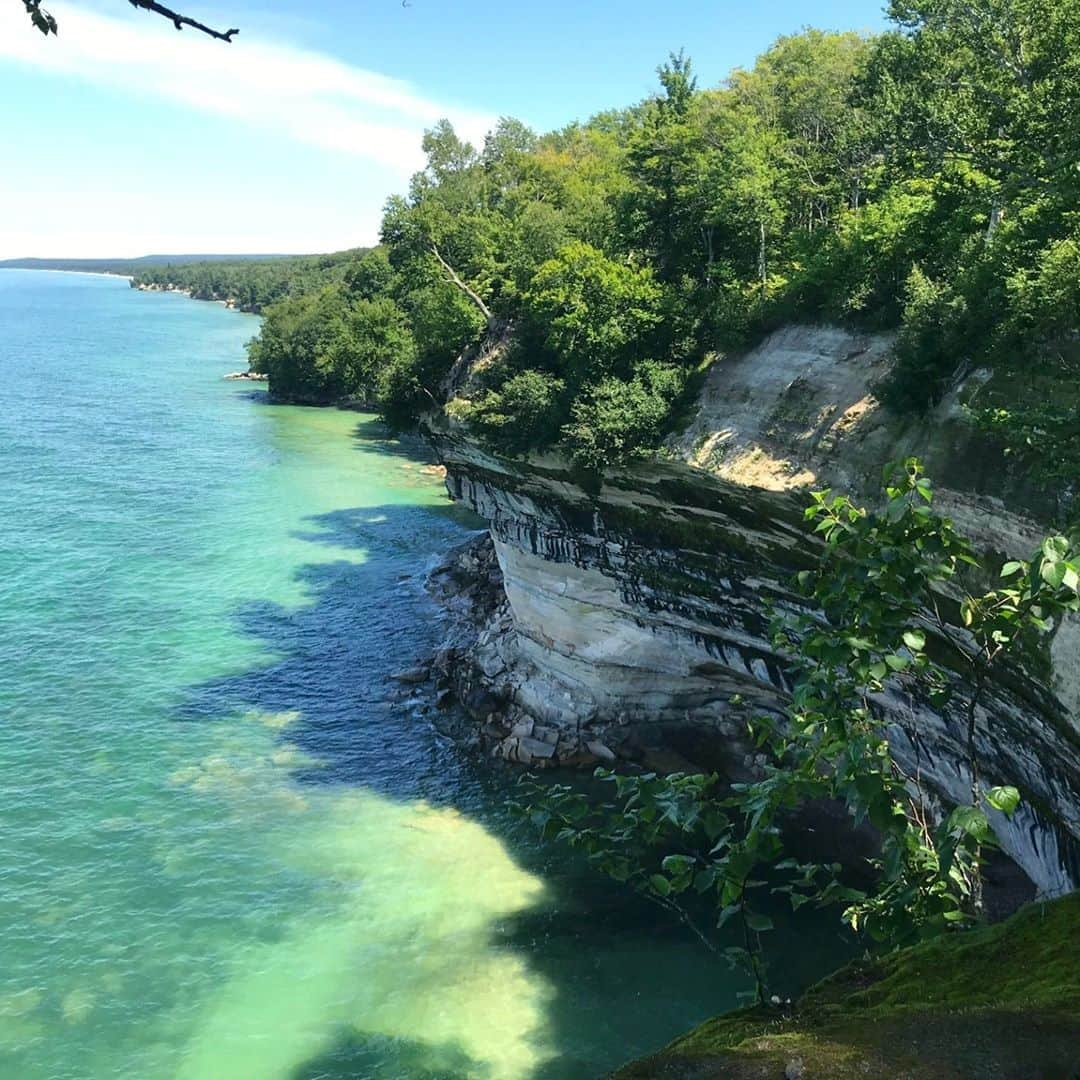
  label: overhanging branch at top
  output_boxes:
[21,0,239,42]
[127,0,238,42]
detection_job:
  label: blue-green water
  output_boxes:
[0,271,842,1079]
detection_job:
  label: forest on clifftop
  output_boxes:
[142,0,1080,491]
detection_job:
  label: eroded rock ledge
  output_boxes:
[424,324,1080,897]
[428,533,707,773]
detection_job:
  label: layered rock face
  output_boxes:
[428,326,1080,897]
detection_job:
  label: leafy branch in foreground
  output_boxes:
[22,0,239,41]
[520,460,1079,995]
[790,459,1079,925]
[516,770,777,1004]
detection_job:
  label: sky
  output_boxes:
[0,0,890,259]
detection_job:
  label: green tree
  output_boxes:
[327,297,415,403]
[378,281,486,429]
[460,370,568,455]
[562,361,686,469]
[864,0,1080,229]
[521,241,664,386]
[247,285,354,402]
[343,247,396,301]
[624,52,701,281]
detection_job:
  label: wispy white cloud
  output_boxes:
[0,2,496,176]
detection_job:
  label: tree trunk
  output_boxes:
[429,243,494,325]
[758,221,767,290]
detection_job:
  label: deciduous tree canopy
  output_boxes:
[133,3,1080,482]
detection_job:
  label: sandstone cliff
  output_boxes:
[426,325,1080,897]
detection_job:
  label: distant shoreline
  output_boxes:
[0,268,134,281]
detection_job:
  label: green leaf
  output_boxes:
[947,805,991,842]
[649,874,672,897]
[694,867,718,894]
[1043,536,1070,561]
[1041,561,1067,589]
[902,629,926,651]
[661,854,694,874]
[1000,561,1024,579]
[745,912,774,933]
[716,904,740,930]
[986,786,1021,816]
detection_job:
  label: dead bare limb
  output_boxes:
[429,243,494,324]
[21,0,239,42]
[127,0,238,42]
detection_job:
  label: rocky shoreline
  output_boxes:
[130,281,259,314]
[424,532,709,773]
[420,537,1071,1079]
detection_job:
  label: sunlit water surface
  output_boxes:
[0,271,844,1079]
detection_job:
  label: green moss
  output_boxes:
[613,893,1080,1078]
[808,891,1080,1016]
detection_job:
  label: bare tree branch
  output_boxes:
[429,242,494,324]
[21,0,239,42]
[127,0,238,42]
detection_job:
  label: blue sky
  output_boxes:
[0,0,889,258]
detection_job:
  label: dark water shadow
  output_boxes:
[291,1029,489,1080]
[292,501,481,557]
[349,416,438,464]
[177,500,485,801]
[175,487,845,1078]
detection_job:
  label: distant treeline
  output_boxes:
[0,254,299,276]
[131,250,370,313]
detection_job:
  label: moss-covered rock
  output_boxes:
[613,892,1080,1078]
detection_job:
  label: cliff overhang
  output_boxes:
[424,324,1080,896]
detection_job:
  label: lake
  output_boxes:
[0,270,842,1079]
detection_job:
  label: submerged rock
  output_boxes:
[61,988,94,1025]
[391,664,431,685]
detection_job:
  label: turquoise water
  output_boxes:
[0,271,843,1079]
